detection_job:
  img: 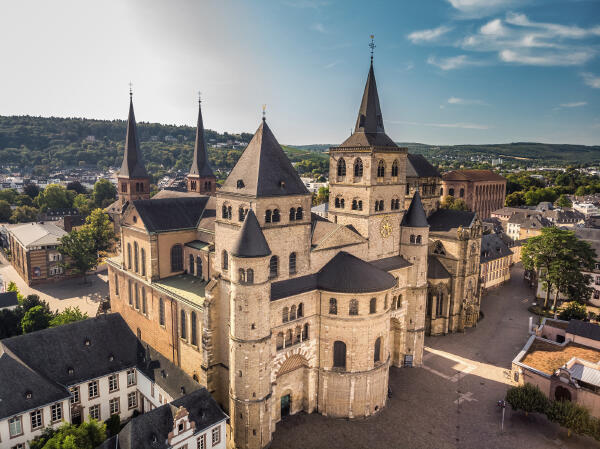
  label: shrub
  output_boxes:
[105,414,120,437]
[546,400,593,437]
[505,383,549,415]
[559,302,587,321]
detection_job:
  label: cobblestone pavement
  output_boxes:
[0,252,107,316]
[270,265,600,449]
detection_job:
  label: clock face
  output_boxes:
[380,217,393,238]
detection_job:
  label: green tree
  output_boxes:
[84,209,115,255]
[505,383,549,415]
[0,199,11,222]
[0,188,17,204]
[66,180,87,195]
[73,194,94,217]
[15,194,33,207]
[21,304,53,334]
[546,400,593,437]
[105,414,121,437]
[555,194,573,208]
[0,308,21,338]
[35,184,73,211]
[559,302,588,321]
[49,307,88,327]
[31,420,106,449]
[313,186,329,206]
[58,228,98,283]
[11,205,39,223]
[92,179,117,208]
[505,191,525,207]
[440,196,469,211]
[23,183,41,199]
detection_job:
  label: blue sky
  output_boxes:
[1,0,599,145]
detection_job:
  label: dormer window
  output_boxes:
[359,114,365,127]
[84,338,91,346]
[279,180,286,188]
[25,390,32,399]
[67,367,74,375]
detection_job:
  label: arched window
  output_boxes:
[294,326,301,343]
[416,235,422,244]
[297,303,304,318]
[196,256,203,279]
[134,242,139,272]
[222,250,228,270]
[392,159,399,177]
[282,307,289,323]
[459,188,465,198]
[341,198,345,208]
[436,292,444,316]
[227,206,232,219]
[374,337,381,363]
[427,292,433,316]
[290,305,297,321]
[272,209,280,222]
[269,256,278,279]
[246,269,254,284]
[296,207,303,220]
[180,310,186,339]
[349,298,358,316]
[127,243,132,269]
[333,341,346,369]
[370,297,377,314]
[354,158,363,177]
[141,248,146,276]
[191,311,197,346]
[222,204,228,219]
[141,288,147,314]
[375,201,380,212]
[410,234,415,244]
[239,207,246,222]
[285,329,293,345]
[276,332,284,350]
[329,298,337,315]
[378,200,384,211]
[352,199,358,210]
[289,208,296,221]
[171,244,183,272]
[265,210,272,223]
[189,254,195,275]
[128,280,133,305]
[337,158,346,176]
[449,188,455,196]
[392,296,397,310]
[159,298,165,326]
[289,252,297,275]
[358,200,363,210]
[335,197,340,208]
[303,323,309,340]
[239,268,246,283]
[377,160,385,178]
[397,294,402,309]
[135,285,140,309]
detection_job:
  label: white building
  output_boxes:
[0,314,226,449]
[573,202,600,217]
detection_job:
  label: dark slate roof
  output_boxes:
[112,388,227,449]
[337,131,398,148]
[401,191,429,228]
[119,97,148,179]
[271,251,396,299]
[0,353,70,420]
[442,169,505,182]
[230,209,271,258]
[220,120,309,197]
[132,197,209,233]
[428,209,476,232]
[1,314,143,387]
[370,255,412,271]
[566,320,600,342]
[406,153,441,178]
[480,233,513,263]
[427,256,451,279]
[0,291,18,308]
[189,100,215,178]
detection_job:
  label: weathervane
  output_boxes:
[369,34,375,63]
[262,104,266,121]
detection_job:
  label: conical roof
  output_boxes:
[338,61,397,148]
[231,209,271,258]
[189,100,214,178]
[221,120,309,197]
[119,97,148,179]
[401,191,429,228]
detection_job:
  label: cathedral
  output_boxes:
[107,56,483,449]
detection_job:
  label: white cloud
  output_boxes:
[560,101,587,108]
[324,60,341,69]
[448,97,486,105]
[506,12,600,39]
[390,119,490,130]
[427,55,482,70]
[582,72,600,88]
[408,25,453,43]
[447,0,520,17]
[499,49,593,66]
[481,18,505,36]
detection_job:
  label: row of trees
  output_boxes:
[0,283,88,339]
[506,384,600,439]
[522,227,596,316]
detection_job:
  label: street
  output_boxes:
[270,265,600,449]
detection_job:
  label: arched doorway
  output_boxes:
[281,394,291,417]
[555,385,571,402]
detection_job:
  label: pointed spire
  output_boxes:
[401,191,429,228]
[189,95,214,178]
[231,209,271,258]
[119,92,148,178]
[354,60,385,134]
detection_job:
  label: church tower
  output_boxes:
[187,97,216,195]
[328,47,408,260]
[228,210,273,449]
[117,91,150,205]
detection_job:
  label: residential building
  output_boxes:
[506,213,552,241]
[440,169,507,219]
[513,318,600,418]
[479,233,512,291]
[574,202,600,217]
[6,222,73,286]
[310,202,328,219]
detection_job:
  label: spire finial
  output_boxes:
[198,91,202,104]
[369,34,375,63]
[129,82,133,100]
[262,104,266,122]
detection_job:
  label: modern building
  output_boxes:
[573,202,600,217]
[107,56,483,449]
[6,222,73,286]
[513,318,600,418]
[479,233,512,291]
[0,314,225,449]
[440,169,507,219]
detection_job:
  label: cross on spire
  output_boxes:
[262,104,266,121]
[369,34,375,63]
[129,82,133,99]
[198,90,202,104]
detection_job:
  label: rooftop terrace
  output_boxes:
[521,339,600,375]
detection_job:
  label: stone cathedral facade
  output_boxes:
[107,58,483,449]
